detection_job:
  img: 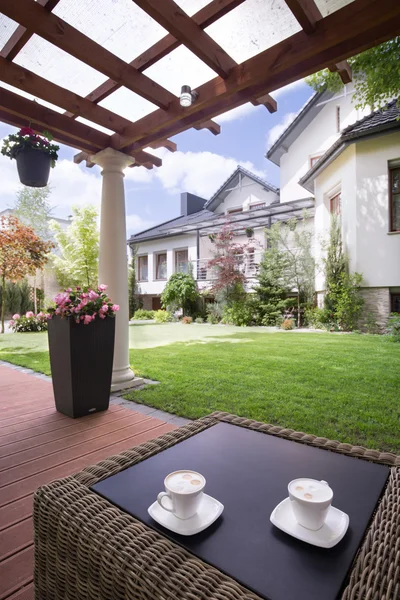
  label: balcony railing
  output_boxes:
[180,252,263,282]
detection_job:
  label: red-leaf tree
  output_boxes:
[207,221,256,305]
[0,215,53,333]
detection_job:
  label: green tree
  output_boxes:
[306,38,400,110]
[276,214,316,326]
[14,186,53,312]
[323,215,347,315]
[255,224,291,325]
[128,251,138,319]
[161,272,199,316]
[50,205,99,288]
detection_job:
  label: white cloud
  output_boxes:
[125,213,156,235]
[266,112,297,148]
[154,150,266,198]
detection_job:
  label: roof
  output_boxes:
[128,209,214,244]
[266,90,334,166]
[299,99,400,191]
[204,166,279,211]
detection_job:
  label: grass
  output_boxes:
[1,326,399,453]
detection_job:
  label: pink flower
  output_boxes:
[66,288,72,292]
[81,293,89,298]
[9,320,14,327]
[99,312,106,319]
[80,298,89,307]
[111,304,120,312]
[55,308,61,315]
[100,304,108,313]
[83,315,92,325]
[26,311,34,318]
[20,127,35,137]
[12,314,20,320]
[76,286,81,291]
[99,284,108,291]
[54,292,69,305]
[46,314,52,320]
[88,290,99,300]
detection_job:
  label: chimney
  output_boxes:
[180,192,207,216]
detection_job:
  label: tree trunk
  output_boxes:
[1,274,5,334]
[297,292,301,328]
[34,273,37,314]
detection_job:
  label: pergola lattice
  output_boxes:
[1,0,399,170]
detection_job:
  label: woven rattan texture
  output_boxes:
[34,412,400,600]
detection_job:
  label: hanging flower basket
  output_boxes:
[1,127,59,188]
[47,286,119,418]
[245,227,254,238]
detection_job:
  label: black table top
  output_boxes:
[92,422,389,600]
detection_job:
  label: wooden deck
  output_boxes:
[0,365,176,600]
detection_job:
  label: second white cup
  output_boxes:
[157,470,206,520]
[288,478,333,530]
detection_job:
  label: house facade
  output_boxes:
[128,167,312,311]
[130,86,400,325]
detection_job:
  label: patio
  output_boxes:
[0,364,175,600]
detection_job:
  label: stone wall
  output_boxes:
[359,287,390,331]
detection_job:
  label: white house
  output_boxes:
[267,88,400,326]
[128,167,313,310]
[130,87,400,326]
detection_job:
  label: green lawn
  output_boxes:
[1,325,399,453]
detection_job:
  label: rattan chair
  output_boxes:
[33,412,400,600]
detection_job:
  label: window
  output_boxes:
[336,105,341,133]
[310,155,322,168]
[389,165,400,232]
[392,293,400,313]
[175,249,188,273]
[330,193,341,216]
[155,253,167,280]
[228,207,243,214]
[137,255,148,281]
[249,203,265,211]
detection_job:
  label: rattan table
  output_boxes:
[33,412,400,600]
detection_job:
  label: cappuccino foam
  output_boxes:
[166,471,204,494]
[289,479,332,502]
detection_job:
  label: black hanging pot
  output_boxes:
[48,316,116,418]
[16,146,52,187]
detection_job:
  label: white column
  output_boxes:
[91,148,141,391]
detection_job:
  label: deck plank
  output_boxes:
[0,364,178,599]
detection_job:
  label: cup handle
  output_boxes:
[157,491,174,513]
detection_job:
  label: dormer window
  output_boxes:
[228,207,243,214]
[249,203,266,211]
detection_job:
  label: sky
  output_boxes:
[0,80,313,236]
[0,0,316,236]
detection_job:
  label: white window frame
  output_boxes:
[154,251,168,281]
[137,254,148,282]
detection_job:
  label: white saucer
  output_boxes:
[148,493,224,536]
[270,497,349,548]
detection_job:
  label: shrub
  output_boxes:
[363,312,379,334]
[328,272,364,331]
[133,309,154,320]
[10,312,48,332]
[280,318,295,330]
[195,317,204,324]
[304,307,330,329]
[206,303,223,324]
[182,316,192,324]
[222,301,254,327]
[153,309,172,323]
[386,313,400,342]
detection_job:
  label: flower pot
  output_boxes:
[16,146,51,187]
[48,316,115,418]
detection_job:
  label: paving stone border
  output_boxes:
[0,359,190,426]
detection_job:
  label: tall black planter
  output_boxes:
[48,316,115,418]
[16,146,51,187]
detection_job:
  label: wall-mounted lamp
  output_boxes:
[180,85,199,108]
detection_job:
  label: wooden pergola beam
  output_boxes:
[132,0,237,78]
[149,140,177,152]
[0,57,137,139]
[0,0,174,110]
[0,0,60,60]
[194,121,221,136]
[251,94,278,113]
[283,0,353,84]
[116,0,400,152]
[80,0,245,106]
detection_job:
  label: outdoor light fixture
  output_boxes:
[180,85,198,107]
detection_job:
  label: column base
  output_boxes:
[111,367,144,392]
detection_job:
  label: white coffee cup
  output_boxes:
[288,478,333,530]
[157,470,206,520]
